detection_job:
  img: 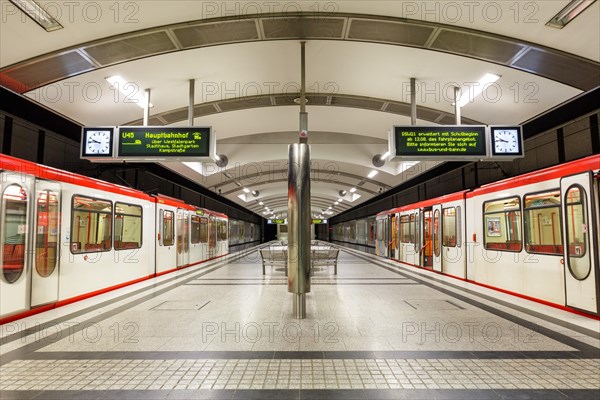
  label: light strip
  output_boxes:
[367,170,378,179]
[9,0,63,31]
[106,75,153,109]
[546,0,596,29]
[457,73,500,108]
[350,187,357,193]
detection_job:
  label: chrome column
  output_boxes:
[288,142,311,319]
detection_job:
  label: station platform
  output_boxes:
[1,244,599,400]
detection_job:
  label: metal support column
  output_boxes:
[143,89,151,126]
[288,41,311,319]
[410,78,417,126]
[188,79,195,126]
[454,86,461,125]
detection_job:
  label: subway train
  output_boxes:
[332,155,600,317]
[0,154,260,323]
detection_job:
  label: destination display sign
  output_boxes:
[268,219,287,224]
[393,126,487,159]
[312,219,328,224]
[117,126,211,159]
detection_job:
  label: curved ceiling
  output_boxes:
[1,1,598,219]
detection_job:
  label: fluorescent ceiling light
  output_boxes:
[334,202,339,205]
[237,194,248,202]
[106,75,153,108]
[338,198,343,202]
[367,170,378,179]
[242,187,250,193]
[9,0,63,31]
[546,0,596,29]
[258,201,264,205]
[350,187,357,193]
[381,151,390,159]
[457,73,500,108]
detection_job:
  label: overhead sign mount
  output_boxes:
[81,126,216,162]
[389,125,523,161]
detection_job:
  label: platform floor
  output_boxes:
[1,245,599,399]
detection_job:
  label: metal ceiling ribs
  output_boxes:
[2,12,598,94]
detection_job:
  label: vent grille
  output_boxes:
[172,20,259,48]
[348,19,434,46]
[431,29,525,63]
[83,31,177,65]
[262,17,345,39]
[218,96,272,112]
[331,96,384,110]
[417,107,442,122]
[384,103,411,115]
[2,51,94,90]
[512,48,600,91]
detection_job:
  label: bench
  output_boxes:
[259,248,288,276]
[311,248,339,275]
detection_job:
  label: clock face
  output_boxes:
[493,129,520,154]
[85,130,112,155]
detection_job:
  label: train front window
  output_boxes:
[71,195,112,254]
[483,197,522,252]
[36,190,59,277]
[524,190,563,255]
[2,185,28,283]
[565,185,590,280]
[114,202,142,250]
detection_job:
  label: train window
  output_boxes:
[200,217,208,243]
[483,197,522,252]
[36,190,59,277]
[433,209,440,257]
[218,220,228,241]
[400,215,411,243]
[2,185,28,283]
[114,203,142,250]
[350,223,356,240]
[524,190,563,256]
[565,185,590,280]
[442,208,457,247]
[191,215,201,244]
[162,210,174,246]
[71,195,112,254]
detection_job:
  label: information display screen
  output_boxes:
[268,219,287,224]
[394,126,487,157]
[118,127,211,158]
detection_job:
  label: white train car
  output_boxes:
[354,155,599,316]
[466,155,599,315]
[1,155,155,318]
[0,155,236,324]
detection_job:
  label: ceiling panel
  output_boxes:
[262,17,345,39]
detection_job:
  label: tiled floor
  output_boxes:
[1,244,599,399]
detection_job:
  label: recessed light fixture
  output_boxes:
[381,151,390,160]
[242,187,250,193]
[367,170,378,179]
[258,201,264,205]
[106,75,153,109]
[334,202,339,205]
[338,198,344,202]
[456,73,501,108]
[9,0,63,31]
[546,0,596,29]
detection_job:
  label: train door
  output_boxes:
[209,216,217,258]
[0,173,33,317]
[560,172,599,314]
[432,205,442,272]
[375,216,388,257]
[30,180,61,307]
[176,209,190,268]
[422,209,433,269]
[389,214,397,258]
